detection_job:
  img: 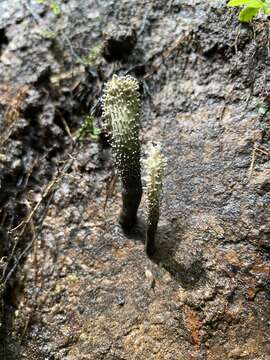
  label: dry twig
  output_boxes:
[248,144,270,181]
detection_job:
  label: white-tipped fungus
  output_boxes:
[143,142,166,255]
[102,75,142,230]
[103,75,141,185]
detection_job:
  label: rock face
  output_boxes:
[0,1,269,359]
[101,24,137,62]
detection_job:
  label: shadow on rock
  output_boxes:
[151,224,207,289]
[122,218,207,289]
[122,216,146,242]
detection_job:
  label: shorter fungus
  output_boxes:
[143,142,166,256]
[102,75,142,231]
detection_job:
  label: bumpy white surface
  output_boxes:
[143,142,166,224]
[102,75,141,184]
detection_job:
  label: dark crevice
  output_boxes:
[0,28,8,56]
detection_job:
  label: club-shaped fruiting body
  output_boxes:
[143,142,166,256]
[102,75,142,230]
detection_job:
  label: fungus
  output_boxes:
[143,142,166,256]
[102,75,142,231]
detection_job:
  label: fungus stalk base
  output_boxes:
[119,182,142,231]
[145,221,158,257]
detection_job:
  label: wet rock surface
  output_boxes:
[101,24,137,62]
[0,0,269,359]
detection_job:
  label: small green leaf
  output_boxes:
[246,0,264,8]
[239,6,259,21]
[39,30,55,39]
[90,130,100,140]
[77,116,100,140]
[50,1,60,15]
[263,4,270,13]
[81,44,102,66]
[227,0,252,7]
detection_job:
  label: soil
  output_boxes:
[0,0,269,359]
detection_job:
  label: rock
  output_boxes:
[102,24,137,62]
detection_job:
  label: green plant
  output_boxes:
[77,116,100,140]
[143,143,166,256]
[38,29,56,39]
[36,0,60,16]
[227,0,270,22]
[81,44,102,67]
[102,75,142,231]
